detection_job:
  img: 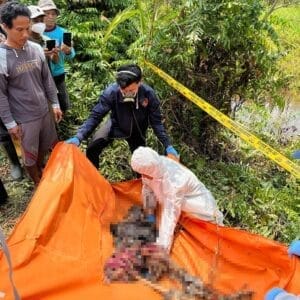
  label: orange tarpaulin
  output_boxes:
[0,143,299,299]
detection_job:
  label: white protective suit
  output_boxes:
[131,147,223,253]
[274,294,300,300]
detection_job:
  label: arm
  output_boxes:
[40,49,62,122]
[49,48,59,64]
[40,47,59,108]
[61,44,75,60]
[142,182,157,216]
[0,74,15,129]
[156,189,183,253]
[76,91,113,141]
[0,75,21,139]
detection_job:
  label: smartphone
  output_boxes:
[63,32,72,47]
[46,39,56,51]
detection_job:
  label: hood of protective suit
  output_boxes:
[130,147,163,178]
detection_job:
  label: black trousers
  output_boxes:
[0,179,8,204]
[86,134,146,169]
[53,74,70,113]
[0,120,21,167]
[86,132,145,169]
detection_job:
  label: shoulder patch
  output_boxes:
[141,98,149,107]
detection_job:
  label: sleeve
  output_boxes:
[148,90,171,148]
[142,183,157,211]
[39,45,60,107]
[76,90,113,141]
[156,183,183,253]
[64,47,75,60]
[0,74,16,129]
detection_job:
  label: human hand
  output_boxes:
[44,47,60,63]
[52,107,63,123]
[44,47,55,57]
[61,43,71,55]
[50,47,59,63]
[166,145,180,162]
[8,125,21,140]
[288,240,300,257]
[145,214,156,224]
[65,136,80,146]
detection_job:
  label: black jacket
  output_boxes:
[76,83,171,148]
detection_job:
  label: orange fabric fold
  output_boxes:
[0,143,299,300]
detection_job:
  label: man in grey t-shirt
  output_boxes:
[0,2,62,184]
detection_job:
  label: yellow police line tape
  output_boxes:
[144,60,300,179]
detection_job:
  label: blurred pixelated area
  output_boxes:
[104,205,254,300]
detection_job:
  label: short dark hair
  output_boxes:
[116,64,142,88]
[0,2,30,29]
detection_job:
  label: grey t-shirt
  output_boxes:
[0,41,59,129]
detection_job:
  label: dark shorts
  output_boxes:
[20,112,58,166]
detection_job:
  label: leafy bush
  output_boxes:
[34,0,300,245]
[181,145,300,243]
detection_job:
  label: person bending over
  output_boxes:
[66,64,179,169]
[130,146,223,253]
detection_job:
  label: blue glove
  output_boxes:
[166,145,179,158]
[146,214,156,224]
[288,240,300,257]
[292,150,300,159]
[65,136,80,146]
[265,287,285,300]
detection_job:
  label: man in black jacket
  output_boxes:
[66,64,178,169]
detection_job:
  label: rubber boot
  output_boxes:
[2,139,23,180]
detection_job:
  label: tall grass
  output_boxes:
[274,6,300,104]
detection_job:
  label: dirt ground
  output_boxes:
[0,156,34,237]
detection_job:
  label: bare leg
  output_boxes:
[37,150,46,171]
[25,165,41,185]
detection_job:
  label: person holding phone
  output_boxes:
[28,5,47,47]
[38,0,75,113]
[28,5,59,65]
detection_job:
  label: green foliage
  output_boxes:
[182,148,300,243]
[14,0,299,245]
[137,1,282,151]
[272,6,300,104]
[98,140,134,182]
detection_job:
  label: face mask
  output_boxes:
[31,22,46,35]
[121,90,137,103]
